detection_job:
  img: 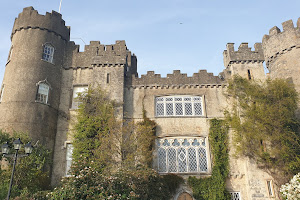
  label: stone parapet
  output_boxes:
[131,70,224,86]
[262,18,300,67]
[223,43,264,67]
[12,7,70,41]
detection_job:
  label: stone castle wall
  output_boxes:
[2,7,299,199]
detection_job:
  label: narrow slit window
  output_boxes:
[107,73,110,84]
[65,143,73,176]
[247,69,252,80]
[267,180,274,196]
[0,85,4,102]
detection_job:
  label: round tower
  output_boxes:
[262,18,300,92]
[0,7,70,150]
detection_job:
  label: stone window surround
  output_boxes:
[266,180,275,197]
[70,85,88,109]
[229,191,241,200]
[64,141,73,177]
[41,42,55,64]
[155,95,205,118]
[156,136,210,174]
[35,79,51,105]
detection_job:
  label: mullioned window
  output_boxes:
[157,137,208,174]
[42,43,55,63]
[155,96,203,117]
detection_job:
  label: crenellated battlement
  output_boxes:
[83,40,128,56]
[131,69,224,87]
[11,7,70,41]
[262,18,300,66]
[67,40,135,68]
[223,43,264,67]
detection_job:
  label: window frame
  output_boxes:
[71,85,88,109]
[64,142,73,177]
[266,180,274,197]
[35,80,51,105]
[229,191,241,200]
[42,43,55,64]
[157,137,209,174]
[155,95,204,117]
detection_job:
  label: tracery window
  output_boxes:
[230,192,241,200]
[72,86,88,109]
[36,82,50,104]
[42,43,54,63]
[157,137,208,173]
[155,96,203,117]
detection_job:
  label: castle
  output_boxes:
[1,6,300,200]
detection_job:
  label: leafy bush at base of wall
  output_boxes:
[188,119,230,200]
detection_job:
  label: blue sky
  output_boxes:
[1,0,300,84]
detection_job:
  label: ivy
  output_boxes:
[47,86,183,200]
[188,119,230,200]
[225,76,300,182]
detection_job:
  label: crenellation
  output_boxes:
[282,20,294,31]
[223,43,264,67]
[262,18,300,68]
[2,7,296,199]
[132,69,223,86]
[12,7,70,41]
[269,26,281,35]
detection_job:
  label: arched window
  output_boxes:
[42,43,54,63]
[157,137,208,174]
[36,80,50,104]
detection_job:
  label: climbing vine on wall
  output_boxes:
[188,119,230,200]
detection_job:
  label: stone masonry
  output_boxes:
[1,6,299,200]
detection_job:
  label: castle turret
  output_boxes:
[262,18,300,92]
[222,43,265,80]
[0,7,69,150]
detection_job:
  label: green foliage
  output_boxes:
[49,86,183,199]
[0,130,51,199]
[48,167,182,200]
[225,76,300,177]
[188,119,230,200]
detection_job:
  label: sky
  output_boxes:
[1,0,300,84]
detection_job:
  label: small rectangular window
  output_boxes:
[0,85,4,102]
[247,69,252,80]
[107,73,110,84]
[267,180,274,196]
[72,86,88,109]
[230,192,241,200]
[36,83,49,104]
[42,44,54,63]
[65,143,73,176]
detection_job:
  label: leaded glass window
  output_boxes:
[157,137,208,174]
[230,192,241,200]
[72,86,88,109]
[36,83,50,104]
[65,143,73,176]
[42,44,54,63]
[155,96,204,117]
